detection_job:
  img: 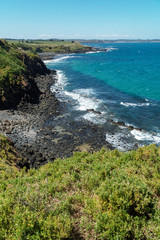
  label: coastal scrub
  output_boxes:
[0,144,160,239]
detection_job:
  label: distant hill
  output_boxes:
[79,39,160,43]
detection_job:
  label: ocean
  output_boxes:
[44,42,160,151]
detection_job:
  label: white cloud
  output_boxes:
[39,33,56,38]
[94,33,137,39]
[39,33,138,40]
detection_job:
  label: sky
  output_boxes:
[1,0,160,40]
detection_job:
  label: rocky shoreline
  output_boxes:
[0,68,113,169]
[1,45,143,169]
[38,46,109,60]
[38,47,93,60]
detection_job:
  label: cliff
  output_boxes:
[0,39,50,109]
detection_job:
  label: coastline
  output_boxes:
[2,43,160,239]
[38,47,94,60]
[1,45,152,168]
[37,46,108,60]
[0,66,113,168]
[44,46,160,150]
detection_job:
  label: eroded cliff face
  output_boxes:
[0,39,50,109]
[23,52,50,77]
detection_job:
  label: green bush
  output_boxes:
[0,142,160,239]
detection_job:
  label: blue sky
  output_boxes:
[1,0,160,39]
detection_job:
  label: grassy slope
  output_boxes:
[0,144,160,239]
[8,40,90,54]
[0,39,27,103]
[0,39,49,107]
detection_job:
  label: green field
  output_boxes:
[0,135,160,239]
[8,39,89,54]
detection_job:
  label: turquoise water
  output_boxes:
[76,43,160,101]
[45,43,160,149]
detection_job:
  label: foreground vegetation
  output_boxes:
[0,136,160,239]
[8,39,90,54]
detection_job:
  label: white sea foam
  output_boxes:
[59,85,107,124]
[106,47,118,52]
[51,71,102,119]
[53,56,74,62]
[59,86,108,125]
[63,89,100,111]
[50,70,68,92]
[73,88,95,96]
[131,129,160,143]
[86,48,118,54]
[120,102,150,107]
[43,59,54,64]
[82,112,106,124]
[106,132,133,151]
[86,51,96,54]
[44,55,73,64]
[85,51,101,54]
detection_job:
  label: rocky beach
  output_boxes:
[0,65,113,169]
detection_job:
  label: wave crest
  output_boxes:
[131,129,160,143]
[120,102,150,107]
[44,55,73,64]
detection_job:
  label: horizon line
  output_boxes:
[3,38,160,42]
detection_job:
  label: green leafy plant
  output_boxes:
[0,144,160,239]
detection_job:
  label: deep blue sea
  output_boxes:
[45,43,160,150]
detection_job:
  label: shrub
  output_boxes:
[0,143,160,239]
